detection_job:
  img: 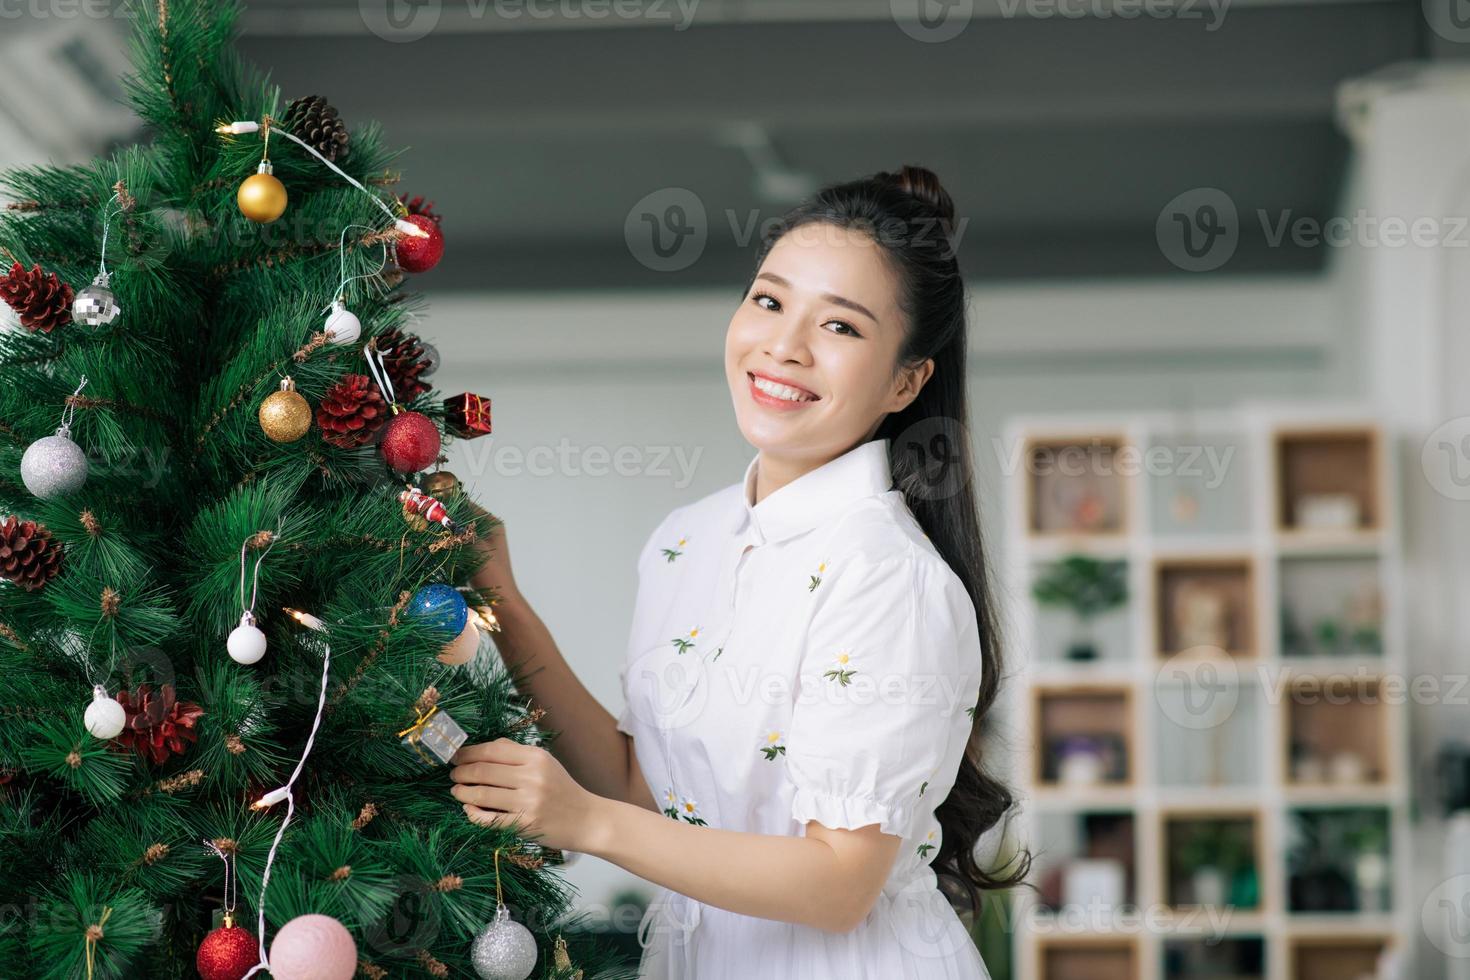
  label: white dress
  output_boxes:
[616,437,992,979]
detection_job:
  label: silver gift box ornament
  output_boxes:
[400,706,468,766]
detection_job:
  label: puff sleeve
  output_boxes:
[785,549,982,838]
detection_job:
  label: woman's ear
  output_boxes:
[886,357,935,413]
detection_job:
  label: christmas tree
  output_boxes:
[0,3,626,978]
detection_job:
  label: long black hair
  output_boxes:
[744,165,1030,914]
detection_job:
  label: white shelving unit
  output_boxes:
[1004,406,1411,980]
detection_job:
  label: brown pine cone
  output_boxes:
[398,194,442,226]
[317,373,389,448]
[282,94,351,163]
[115,683,204,765]
[0,261,73,334]
[0,516,63,591]
[372,329,431,402]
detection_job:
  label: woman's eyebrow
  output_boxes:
[755,271,877,323]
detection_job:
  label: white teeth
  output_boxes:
[752,376,814,402]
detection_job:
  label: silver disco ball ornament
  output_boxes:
[419,340,441,377]
[72,273,120,328]
[470,905,537,980]
[21,424,88,499]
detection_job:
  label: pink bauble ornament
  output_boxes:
[438,617,480,665]
[268,914,357,980]
[395,213,445,274]
[380,410,441,475]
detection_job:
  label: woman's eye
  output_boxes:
[752,291,780,312]
[826,320,861,338]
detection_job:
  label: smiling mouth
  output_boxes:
[748,372,819,403]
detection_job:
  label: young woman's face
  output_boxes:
[725,224,933,463]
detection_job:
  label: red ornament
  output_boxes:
[444,392,492,439]
[395,213,444,274]
[114,683,204,765]
[380,410,441,474]
[400,485,459,531]
[196,918,257,980]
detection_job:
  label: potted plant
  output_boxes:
[1032,556,1128,661]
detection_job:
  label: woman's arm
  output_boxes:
[449,738,901,933]
[466,512,655,812]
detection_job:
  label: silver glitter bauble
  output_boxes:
[21,426,88,499]
[470,906,537,980]
[419,341,441,377]
[72,273,121,328]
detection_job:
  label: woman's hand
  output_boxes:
[449,738,603,852]
[462,500,521,607]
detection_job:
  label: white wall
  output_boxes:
[427,271,1357,916]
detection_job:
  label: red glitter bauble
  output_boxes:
[196,923,257,980]
[395,213,444,274]
[380,410,441,474]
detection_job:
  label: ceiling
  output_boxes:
[5,0,1443,290]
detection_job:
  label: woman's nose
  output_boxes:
[764,314,813,365]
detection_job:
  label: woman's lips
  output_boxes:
[747,372,818,411]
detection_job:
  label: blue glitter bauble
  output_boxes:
[408,584,468,635]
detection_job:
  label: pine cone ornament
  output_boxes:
[372,329,431,402]
[317,373,389,448]
[0,261,73,334]
[0,516,63,591]
[398,194,442,226]
[115,683,204,765]
[282,94,351,163]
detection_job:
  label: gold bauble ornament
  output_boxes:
[423,470,461,497]
[238,162,288,223]
[259,376,312,443]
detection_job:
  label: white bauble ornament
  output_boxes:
[72,273,121,328]
[21,425,89,500]
[84,685,126,739]
[470,905,538,980]
[228,612,267,665]
[324,300,361,346]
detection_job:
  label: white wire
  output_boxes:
[272,127,400,226]
[329,222,388,312]
[237,528,278,618]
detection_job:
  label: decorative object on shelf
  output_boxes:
[228,530,277,665]
[399,688,468,765]
[470,848,538,980]
[1173,818,1256,910]
[1030,439,1124,534]
[1172,580,1230,651]
[1031,555,1128,661]
[21,375,90,500]
[1295,492,1361,531]
[0,515,64,591]
[1062,858,1126,911]
[1053,734,1110,786]
[1329,750,1368,785]
[445,392,493,439]
[0,258,74,333]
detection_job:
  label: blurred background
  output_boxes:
[6,0,1470,976]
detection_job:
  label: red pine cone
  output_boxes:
[0,515,63,591]
[0,261,73,334]
[372,329,431,402]
[317,373,389,448]
[398,194,441,225]
[115,683,204,765]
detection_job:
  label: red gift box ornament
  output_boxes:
[445,393,492,439]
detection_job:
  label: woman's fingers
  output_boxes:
[463,803,527,830]
[449,760,521,787]
[451,782,516,811]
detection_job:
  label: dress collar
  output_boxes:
[733,438,894,543]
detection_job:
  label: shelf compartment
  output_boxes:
[1033,810,1137,915]
[1148,431,1253,538]
[1163,935,1265,979]
[1025,435,1131,538]
[1275,427,1382,535]
[1283,675,1389,787]
[1155,678,1264,789]
[1033,685,1134,789]
[1286,806,1391,915]
[1038,936,1138,980]
[1161,809,1263,912]
[1287,934,1392,980]
[1154,556,1257,658]
[1279,555,1384,659]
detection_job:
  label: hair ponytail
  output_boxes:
[746,165,1030,916]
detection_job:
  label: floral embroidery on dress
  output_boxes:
[919,779,929,797]
[678,795,708,826]
[808,559,828,592]
[672,626,699,655]
[660,535,688,563]
[712,645,724,661]
[823,651,857,686]
[758,728,786,761]
[965,704,977,720]
[917,829,937,859]
[661,786,680,819]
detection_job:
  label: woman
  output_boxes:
[449,165,1027,978]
